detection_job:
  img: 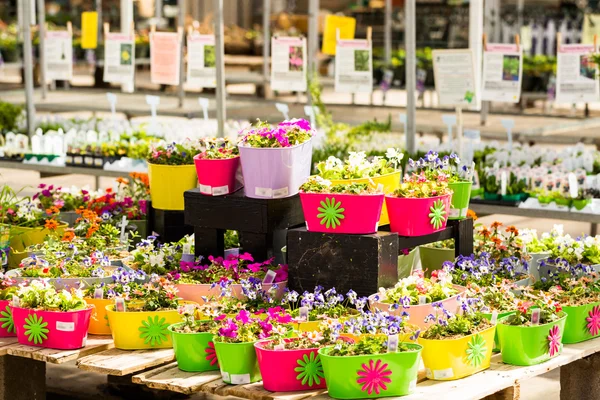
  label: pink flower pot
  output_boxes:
[193,154,240,196]
[299,192,384,234]
[238,139,313,199]
[255,338,328,392]
[369,285,466,329]
[175,281,288,304]
[11,306,92,350]
[385,194,452,236]
[0,300,16,337]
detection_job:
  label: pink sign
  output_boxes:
[150,32,181,85]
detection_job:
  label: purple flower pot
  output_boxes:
[239,139,313,199]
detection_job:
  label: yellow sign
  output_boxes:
[322,15,356,55]
[81,12,98,49]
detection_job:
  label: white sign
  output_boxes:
[187,34,216,88]
[432,49,477,107]
[103,33,135,84]
[271,36,307,92]
[556,44,599,103]
[481,44,523,103]
[44,31,73,81]
[334,38,373,93]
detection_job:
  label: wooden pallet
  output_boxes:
[6,335,113,364]
[77,347,175,376]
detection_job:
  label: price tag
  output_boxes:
[531,308,540,325]
[115,297,126,312]
[490,310,498,324]
[299,306,309,321]
[387,334,399,353]
[418,295,427,305]
[501,119,515,152]
[106,92,117,120]
[93,288,104,299]
[275,103,290,120]
[568,173,578,198]
[263,270,277,284]
[501,171,508,196]
[198,97,210,121]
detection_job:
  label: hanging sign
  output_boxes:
[481,44,522,103]
[432,49,477,107]
[270,36,307,92]
[556,44,599,103]
[150,32,181,85]
[81,12,98,49]
[187,34,216,88]
[103,33,135,84]
[322,15,356,55]
[44,31,73,81]
[334,38,373,93]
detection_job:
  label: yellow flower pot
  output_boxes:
[106,305,186,349]
[85,298,113,335]
[7,223,68,268]
[329,170,400,225]
[420,325,496,381]
[148,163,197,210]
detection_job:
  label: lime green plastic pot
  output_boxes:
[168,323,219,372]
[318,344,422,399]
[497,313,567,366]
[397,247,418,280]
[482,311,515,352]
[554,198,571,207]
[562,302,600,344]
[447,181,472,220]
[572,199,591,211]
[213,340,261,384]
[418,246,455,278]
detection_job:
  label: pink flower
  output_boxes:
[275,265,288,282]
[239,253,254,262]
[356,359,392,395]
[179,261,194,273]
[248,263,262,273]
[223,259,239,270]
[214,314,227,321]
[236,310,251,324]
[587,306,600,336]
[547,325,562,357]
[205,342,219,366]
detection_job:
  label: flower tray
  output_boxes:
[168,322,219,372]
[175,281,287,305]
[385,194,452,236]
[11,306,92,350]
[420,325,496,380]
[299,192,384,234]
[193,155,240,196]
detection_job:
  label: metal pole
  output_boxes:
[177,0,185,108]
[308,0,318,74]
[263,0,270,85]
[517,0,524,32]
[469,0,483,111]
[37,0,46,100]
[23,0,36,136]
[96,0,102,44]
[404,0,416,154]
[156,0,163,20]
[384,0,392,65]
[214,0,226,138]
[121,0,134,93]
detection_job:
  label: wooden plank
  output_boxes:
[7,335,114,364]
[222,382,325,400]
[132,363,221,395]
[77,347,174,376]
[0,338,18,356]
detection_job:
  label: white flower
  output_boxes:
[385,148,403,161]
[552,224,564,236]
[348,151,367,168]
[324,156,343,171]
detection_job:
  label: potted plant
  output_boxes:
[213,309,292,384]
[193,138,240,196]
[418,240,455,278]
[314,148,403,225]
[238,119,314,199]
[474,222,526,262]
[105,277,188,350]
[496,290,566,366]
[146,140,201,210]
[443,253,529,287]
[11,280,93,350]
[419,298,495,380]
[572,189,592,211]
[298,176,384,234]
[319,335,422,399]
[385,162,453,236]
[519,227,552,282]
[502,172,527,202]
[128,235,195,276]
[370,270,464,329]
[255,320,343,392]
[483,173,500,200]
[33,184,92,226]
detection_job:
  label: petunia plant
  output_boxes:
[212,309,293,343]
[195,138,239,160]
[239,119,314,148]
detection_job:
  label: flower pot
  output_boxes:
[369,285,466,329]
[11,306,92,350]
[147,163,197,210]
[128,219,148,242]
[562,302,600,344]
[318,343,422,399]
[7,223,68,268]
[483,192,500,200]
[328,171,401,226]
[447,181,472,220]
[59,211,80,227]
[105,305,185,349]
[255,338,327,392]
[554,197,571,207]
[418,246,455,278]
[501,194,521,202]
[572,199,591,211]
[398,247,418,279]
[214,340,262,384]
[385,194,452,237]
[482,311,514,352]
[0,300,16,337]
[299,192,384,234]
[496,313,567,366]
[175,281,287,305]
[85,298,113,335]
[238,139,313,199]
[193,155,240,196]
[529,251,552,282]
[168,322,219,372]
[420,325,496,380]
[538,195,551,205]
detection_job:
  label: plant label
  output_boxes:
[271,36,307,92]
[184,304,196,315]
[299,306,309,321]
[377,183,384,193]
[145,95,160,117]
[119,216,128,243]
[94,288,104,299]
[187,34,216,88]
[56,321,75,332]
[103,32,135,84]
[501,119,515,152]
[274,343,286,350]
[491,310,498,324]
[387,334,399,353]
[568,173,578,198]
[45,31,74,81]
[501,171,507,196]
[182,244,192,255]
[115,297,126,312]
[441,114,456,146]
[230,374,251,384]
[106,93,117,118]
[263,270,277,284]
[556,44,599,104]
[418,295,427,305]
[481,44,523,104]
[432,49,477,107]
[11,295,19,307]
[334,37,373,93]
[531,308,540,325]
[198,97,210,121]
[275,103,290,120]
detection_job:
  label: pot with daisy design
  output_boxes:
[319,336,422,399]
[168,316,219,372]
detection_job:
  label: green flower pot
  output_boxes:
[318,344,422,399]
[168,323,219,372]
[397,247,418,280]
[482,311,515,352]
[496,313,567,366]
[501,194,521,202]
[447,181,472,220]
[418,246,455,278]
[572,199,591,211]
[213,340,262,384]
[554,198,571,207]
[537,195,551,205]
[470,188,484,198]
[483,192,500,201]
[562,302,600,344]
